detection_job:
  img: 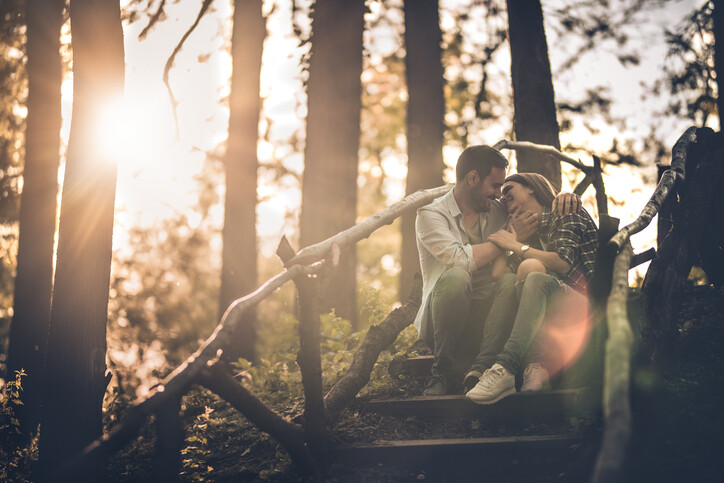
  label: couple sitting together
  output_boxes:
[414,145,598,404]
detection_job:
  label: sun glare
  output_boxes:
[96,97,170,174]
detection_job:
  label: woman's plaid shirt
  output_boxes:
[538,207,599,293]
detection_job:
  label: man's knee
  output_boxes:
[516,258,546,282]
[436,266,472,295]
[495,272,516,294]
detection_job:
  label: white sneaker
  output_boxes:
[521,363,550,392]
[465,363,515,405]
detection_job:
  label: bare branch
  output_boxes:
[493,139,592,173]
[592,243,634,483]
[609,126,697,250]
[285,184,453,267]
[138,0,167,40]
[163,0,215,139]
[198,366,317,475]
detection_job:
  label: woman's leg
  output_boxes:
[495,270,564,376]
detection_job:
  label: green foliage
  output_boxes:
[181,405,216,482]
[658,1,717,126]
[0,370,37,483]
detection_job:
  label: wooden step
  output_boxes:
[330,433,596,471]
[388,355,433,379]
[360,389,598,425]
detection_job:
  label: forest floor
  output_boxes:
[101,283,724,482]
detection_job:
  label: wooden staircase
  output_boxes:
[329,355,602,481]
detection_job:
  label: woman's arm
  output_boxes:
[491,254,511,280]
[487,225,570,275]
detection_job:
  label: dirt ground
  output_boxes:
[103,284,724,482]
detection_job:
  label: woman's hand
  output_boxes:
[488,225,521,252]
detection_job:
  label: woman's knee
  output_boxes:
[516,258,546,282]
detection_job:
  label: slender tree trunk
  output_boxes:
[218,0,265,362]
[714,0,724,129]
[7,0,64,436]
[39,0,124,476]
[506,0,561,189]
[400,0,445,302]
[300,0,364,327]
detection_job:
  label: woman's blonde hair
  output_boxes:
[504,172,558,208]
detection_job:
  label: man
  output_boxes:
[414,145,576,396]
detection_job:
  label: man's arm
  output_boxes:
[471,241,504,269]
[552,192,582,215]
[416,209,477,271]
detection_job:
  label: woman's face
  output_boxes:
[501,180,537,215]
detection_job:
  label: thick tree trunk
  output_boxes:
[506,0,561,189]
[218,0,265,362]
[39,0,124,476]
[7,0,64,436]
[400,0,445,302]
[300,0,364,328]
[642,127,723,340]
[714,0,724,129]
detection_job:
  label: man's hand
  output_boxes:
[510,210,538,241]
[488,225,520,252]
[552,192,581,215]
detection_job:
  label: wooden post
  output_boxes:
[592,243,633,483]
[153,397,184,483]
[295,270,328,471]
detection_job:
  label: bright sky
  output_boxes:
[59,0,712,276]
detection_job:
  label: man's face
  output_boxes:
[470,166,505,212]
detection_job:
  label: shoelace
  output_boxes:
[524,364,543,382]
[479,366,506,388]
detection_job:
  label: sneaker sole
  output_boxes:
[465,386,516,405]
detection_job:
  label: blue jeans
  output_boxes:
[496,271,587,375]
[428,267,518,377]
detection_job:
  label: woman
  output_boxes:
[465,173,599,405]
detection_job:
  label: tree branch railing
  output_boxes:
[590,126,699,483]
[56,131,699,481]
[54,184,452,479]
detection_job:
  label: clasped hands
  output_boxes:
[488,192,581,253]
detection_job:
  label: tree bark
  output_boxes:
[7,0,64,436]
[294,272,328,470]
[506,0,561,189]
[39,0,125,476]
[218,0,266,362]
[288,184,452,267]
[324,274,422,418]
[300,0,364,328]
[198,367,317,476]
[591,244,633,483]
[714,0,724,129]
[400,0,445,302]
[642,127,723,334]
[153,397,184,483]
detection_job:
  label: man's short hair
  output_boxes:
[455,145,509,182]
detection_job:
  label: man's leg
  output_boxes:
[465,273,518,387]
[425,267,472,395]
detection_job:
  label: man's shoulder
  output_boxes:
[418,190,455,216]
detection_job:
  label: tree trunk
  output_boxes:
[714,0,724,129]
[400,0,445,303]
[218,0,265,362]
[300,0,364,328]
[7,0,64,436]
[39,0,124,476]
[506,0,561,189]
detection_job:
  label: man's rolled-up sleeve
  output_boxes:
[416,209,477,272]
